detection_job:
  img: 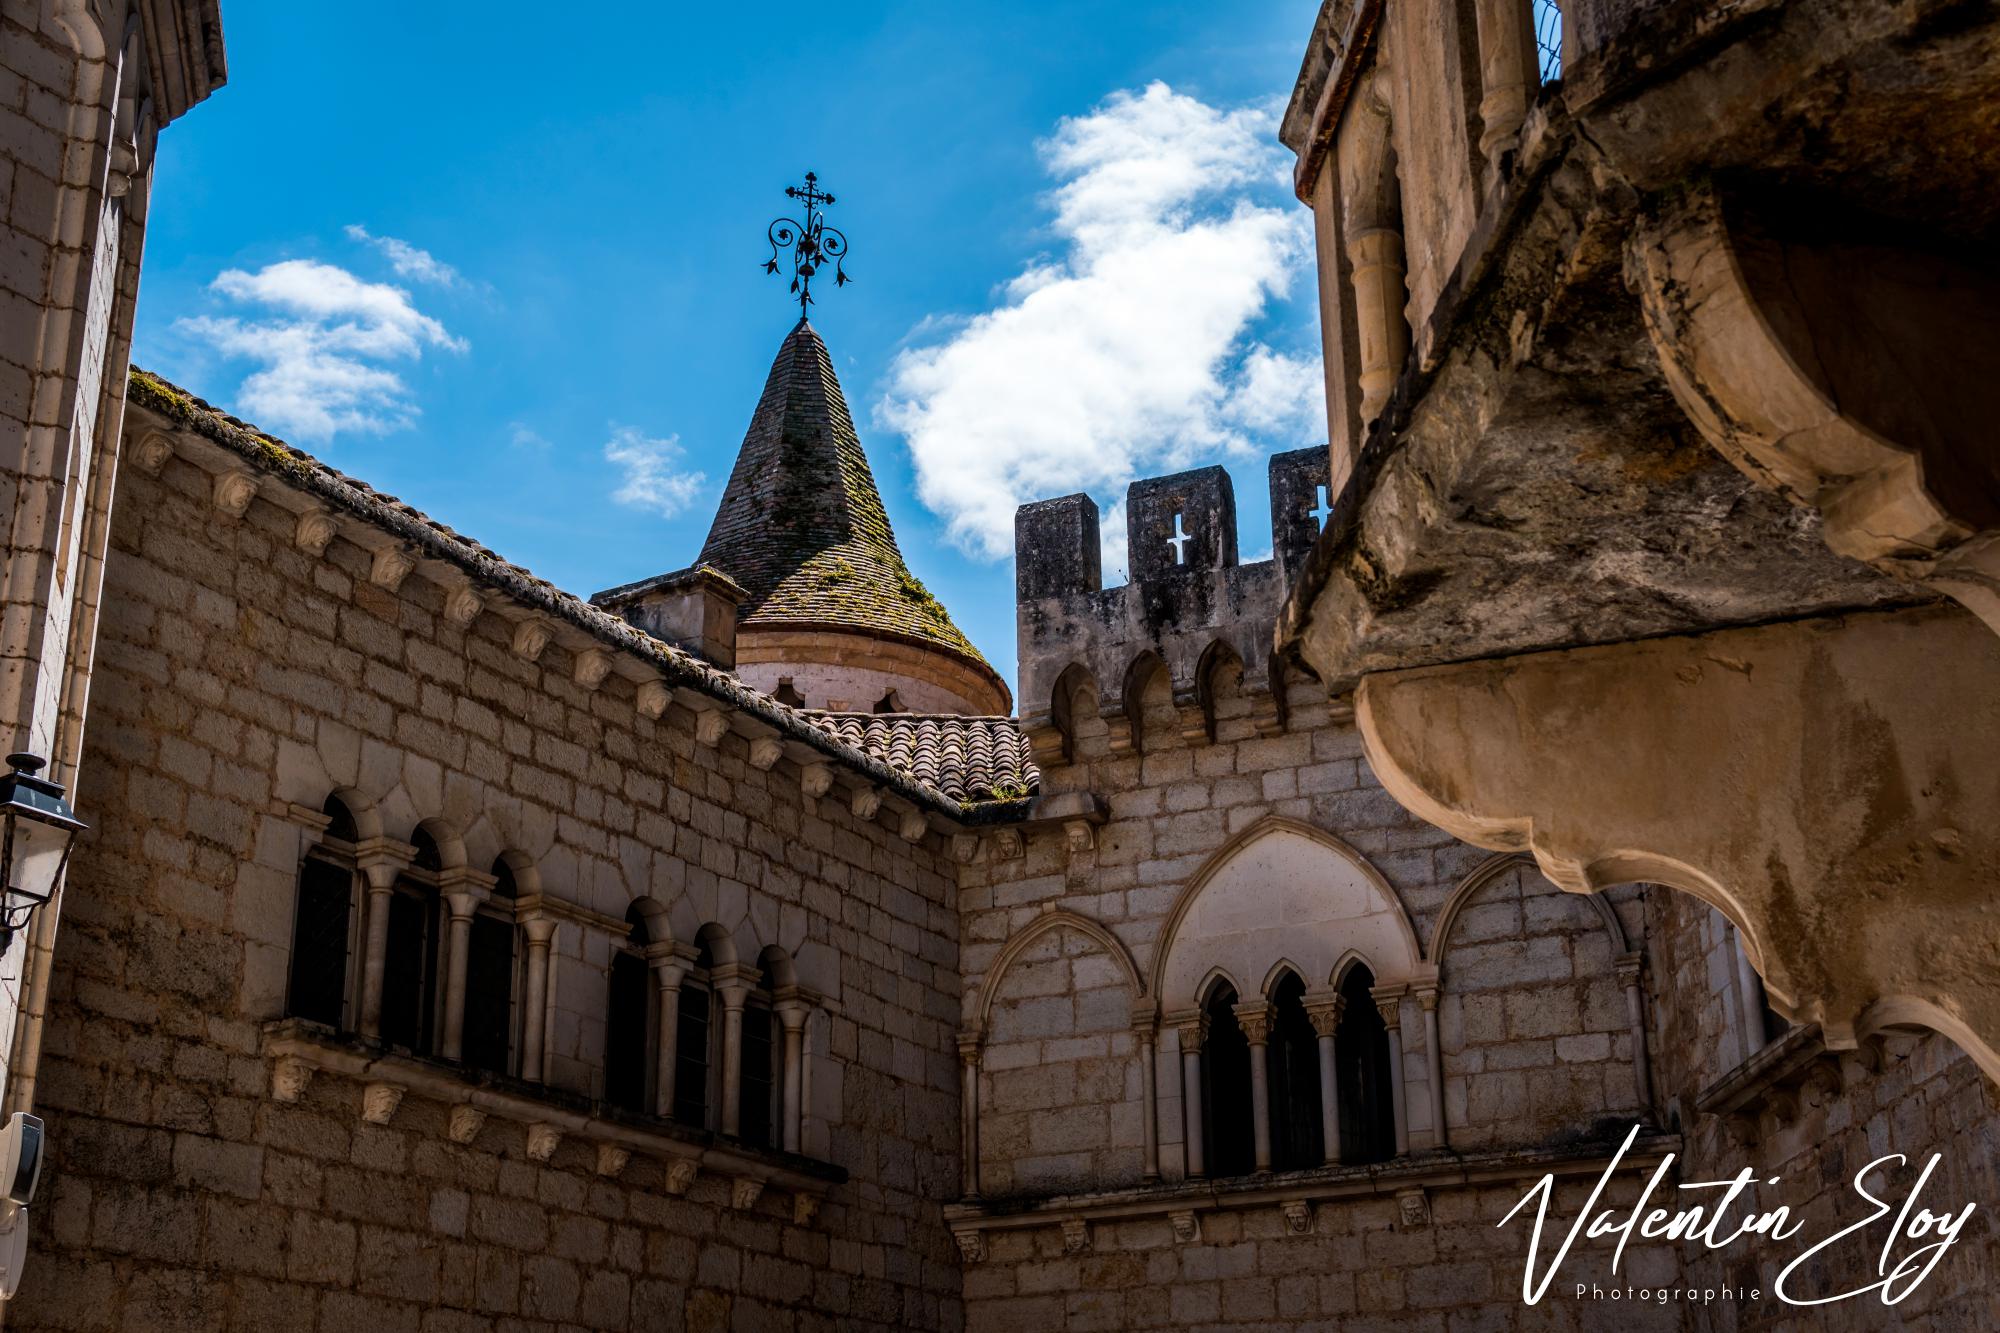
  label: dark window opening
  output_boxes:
[410,826,443,873]
[1336,965,1396,1165]
[674,941,715,1127]
[774,679,805,708]
[739,965,777,1148]
[489,858,517,899]
[287,855,352,1028]
[1202,982,1255,1178]
[380,882,441,1054]
[872,689,903,715]
[461,913,515,1075]
[1268,972,1325,1171]
[320,795,359,844]
[605,951,651,1112]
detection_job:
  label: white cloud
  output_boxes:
[508,422,550,452]
[604,426,705,517]
[176,258,465,440]
[345,223,462,287]
[877,82,1325,561]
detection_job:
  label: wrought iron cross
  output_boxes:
[764,172,851,314]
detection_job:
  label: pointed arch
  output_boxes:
[1260,958,1307,998]
[1153,815,1422,1008]
[1427,852,1630,970]
[1195,639,1246,743]
[1051,662,1100,763]
[971,908,1145,1033]
[1330,948,1377,989]
[1119,650,1171,755]
[1196,965,1243,1008]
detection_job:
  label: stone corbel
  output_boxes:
[664,1158,700,1195]
[849,787,882,821]
[444,583,486,630]
[130,430,175,475]
[953,1230,985,1264]
[1395,1187,1430,1230]
[951,834,979,864]
[271,1056,314,1103]
[1354,604,2000,1081]
[511,619,552,663]
[989,829,1023,861]
[694,709,729,747]
[1060,1217,1090,1255]
[730,1177,764,1211]
[1168,1210,1200,1244]
[897,809,928,843]
[447,1105,486,1145]
[1280,1200,1314,1236]
[370,547,416,592]
[212,469,258,518]
[800,763,834,799]
[361,1082,405,1126]
[636,679,670,720]
[572,648,612,691]
[1101,711,1136,758]
[525,1124,562,1162]
[748,736,784,772]
[1630,182,2000,636]
[294,507,337,557]
[792,1194,820,1226]
[595,1144,630,1178]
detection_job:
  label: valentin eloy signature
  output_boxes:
[1497,1123,1976,1308]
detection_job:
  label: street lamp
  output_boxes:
[0,754,84,959]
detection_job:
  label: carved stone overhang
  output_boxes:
[942,1133,1679,1246]
[1354,604,2000,1080]
[1279,0,2000,694]
[261,1021,844,1201]
[1693,1023,1876,1146]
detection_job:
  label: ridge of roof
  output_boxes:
[124,367,1035,825]
[696,320,996,679]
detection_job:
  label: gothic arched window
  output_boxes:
[674,940,717,1127]
[380,828,443,1054]
[605,904,654,1112]
[1267,971,1326,1171]
[1337,964,1397,1164]
[287,795,360,1029]
[460,858,517,1075]
[1202,980,1255,1179]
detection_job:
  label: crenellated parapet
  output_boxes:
[1016,448,1331,764]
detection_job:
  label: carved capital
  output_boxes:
[1303,996,1345,1038]
[1232,1000,1272,1046]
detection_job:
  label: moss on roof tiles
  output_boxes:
[697,319,988,666]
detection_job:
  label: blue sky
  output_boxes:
[136,1,1326,694]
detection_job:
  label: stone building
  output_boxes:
[0,0,1996,1329]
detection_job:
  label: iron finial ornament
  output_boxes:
[764,171,850,314]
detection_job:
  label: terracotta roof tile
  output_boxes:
[805,713,1040,804]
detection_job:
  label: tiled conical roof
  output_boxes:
[698,319,990,667]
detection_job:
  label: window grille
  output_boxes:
[381,882,440,1053]
[675,944,715,1126]
[1534,0,1563,82]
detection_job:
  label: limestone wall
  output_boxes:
[1642,890,2000,1331]
[11,445,968,1330]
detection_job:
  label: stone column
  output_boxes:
[1304,994,1344,1165]
[1132,1002,1160,1183]
[1617,952,1653,1113]
[799,1009,818,1156]
[647,943,690,1118]
[1234,1000,1274,1172]
[775,987,809,1153]
[438,888,481,1061]
[712,964,758,1137]
[1170,1011,1209,1180]
[1348,227,1410,422]
[1417,984,1446,1151]
[353,841,411,1039]
[1473,0,1540,162]
[519,915,557,1082]
[1373,985,1410,1157]
[957,1029,983,1198]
